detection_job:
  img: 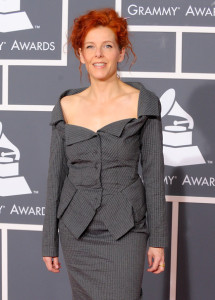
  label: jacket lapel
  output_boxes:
[65,124,97,145]
[49,82,160,140]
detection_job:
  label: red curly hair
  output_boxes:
[68,8,136,78]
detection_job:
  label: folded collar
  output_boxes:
[49,82,160,128]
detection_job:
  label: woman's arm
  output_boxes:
[140,98,168,273]
[42,122,68,258]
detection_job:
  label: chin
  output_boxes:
[90,72,117,82]
[87,66,117,81]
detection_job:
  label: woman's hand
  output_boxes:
[147,247,165,274]
[43,256,61,273]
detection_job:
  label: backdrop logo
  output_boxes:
[0,122,31,196]
[160,89,206,167]
[0,0,33,33]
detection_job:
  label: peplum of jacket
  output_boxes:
[42,81,168,257]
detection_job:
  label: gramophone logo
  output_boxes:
[0,122,31,196]
[160,89,206,167]
[0,0,33,33]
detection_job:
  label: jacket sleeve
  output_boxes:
[140,98,168,248]
[42,121,68,257]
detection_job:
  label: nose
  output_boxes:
[95,46,103,58]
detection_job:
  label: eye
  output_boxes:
[104,44,113,48]
[86,45,93,49]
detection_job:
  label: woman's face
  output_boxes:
[79,26,125,81]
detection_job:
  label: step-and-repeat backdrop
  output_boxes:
[1,1,215,299]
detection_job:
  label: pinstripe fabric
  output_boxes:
[58,211,147,300]
[42,81,168,298]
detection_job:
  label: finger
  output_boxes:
[43,257,60,273]
[153,264,165,274]
[147,258,160,272]
[53,257,61,270]
[51,257,60,273]
[147,252,153,268]
[151,260,166,274]
[43,257,53,271]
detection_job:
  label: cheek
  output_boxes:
[110,54,121,65]
[109,49,122,61]
[81,51,93,64]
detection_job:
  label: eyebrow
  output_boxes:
[84,40,114,44]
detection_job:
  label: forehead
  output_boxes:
[84,26,117,43]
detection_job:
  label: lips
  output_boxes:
[93,62,106,67]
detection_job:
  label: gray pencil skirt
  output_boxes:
[58,208,148,300]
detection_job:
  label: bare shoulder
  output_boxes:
[118,82,141,117]
[60,88,89,123]
[60,93,78,106]
[121,82,140,97]
[60,88,89,105]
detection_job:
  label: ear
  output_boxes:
[118,47,125,63]
[79,48,85,64]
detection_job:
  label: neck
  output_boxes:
[87,75,124,103]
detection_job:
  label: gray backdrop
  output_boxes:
[0,0,215,299]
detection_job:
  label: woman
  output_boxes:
[42,7,168,300]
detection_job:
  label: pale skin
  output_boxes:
[43,26,165,274]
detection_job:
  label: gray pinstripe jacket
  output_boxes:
[42,82,168,257]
